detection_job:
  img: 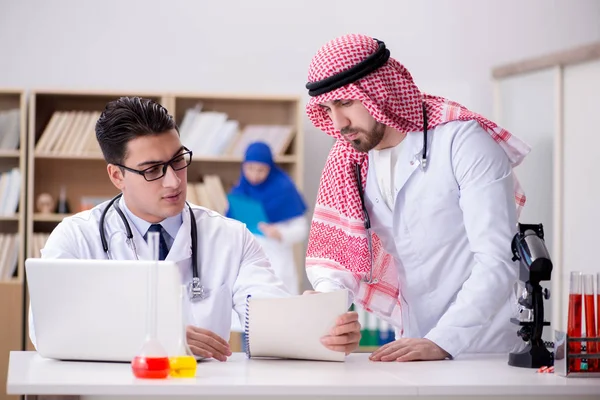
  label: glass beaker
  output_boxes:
[169,285,197,378]
[131,231,170,379]
[567,271,583,372]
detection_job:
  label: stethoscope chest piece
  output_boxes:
[189,277,208,302]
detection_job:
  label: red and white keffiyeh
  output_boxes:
[305,33,530,324]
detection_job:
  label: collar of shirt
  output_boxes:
[120,196,183,241]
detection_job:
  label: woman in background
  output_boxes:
[227,141,308,295]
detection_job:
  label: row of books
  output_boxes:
[0,233,19,280]
[186,175,229,215]
[30,232,50,259]
[32,107,295,158]
[0,168,21,216]
[0,109,20,150]
[179,105,295,157]
[35,110,102,156]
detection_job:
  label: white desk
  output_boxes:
[6,351,600,400]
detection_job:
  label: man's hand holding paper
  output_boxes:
[320,310,361,354]
[304,290,361,354]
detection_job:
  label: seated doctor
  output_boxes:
[29,96,362,361]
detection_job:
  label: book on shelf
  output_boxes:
[178,105,294,157]
[186,174,229,215]
[30,232,50,259]
[244,290,348,362]
[0,109,20,150]
[229,125,294,157]
[0,233,19,280]
[35,110,102,156]
[0,167,21,216]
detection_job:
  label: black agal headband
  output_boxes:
[306,39,390,97]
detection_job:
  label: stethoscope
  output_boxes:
[354,104,429,285]
[99,193,207,302]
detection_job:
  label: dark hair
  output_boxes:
[95,96,178,165]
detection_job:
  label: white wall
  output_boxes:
[1,0,599,213]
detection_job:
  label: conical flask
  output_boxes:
[169,284,197,378]
[131,231,170,379]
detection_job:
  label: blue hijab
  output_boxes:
[227,142,307,223]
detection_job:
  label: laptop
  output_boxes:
[26,258,184,362]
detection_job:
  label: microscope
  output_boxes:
[508,223,553,368]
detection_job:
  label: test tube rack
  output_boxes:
[554,330,600,377]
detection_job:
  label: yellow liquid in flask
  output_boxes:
[169,355,197,378]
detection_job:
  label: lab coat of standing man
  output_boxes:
[29,96,361,361]
[303,34,532,361]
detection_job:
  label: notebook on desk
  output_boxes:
[226,194,268,236]
[244,290,348,362]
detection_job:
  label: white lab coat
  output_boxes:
[309,120,522,357]
[29,198,291,348]
[254,215,308,295]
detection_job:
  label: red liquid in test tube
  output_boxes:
[597,273,600,372]
[567,271,582,372]
[583,274,597,372]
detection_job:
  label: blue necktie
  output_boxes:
[146,224,169,261]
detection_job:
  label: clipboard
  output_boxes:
[226,194,268,236]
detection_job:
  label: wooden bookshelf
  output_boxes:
[23,90,305,355]
[0,89,27,400]
[0,149,20,158]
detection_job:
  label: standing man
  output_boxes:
[304,34,531,361]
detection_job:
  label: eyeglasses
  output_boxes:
[116,148,193,182]
[354,163,378,285]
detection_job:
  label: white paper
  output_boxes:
[246,290,348,362]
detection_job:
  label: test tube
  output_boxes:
[567,271,582,372]
[596,273,600,372]
[583,274,597,371]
